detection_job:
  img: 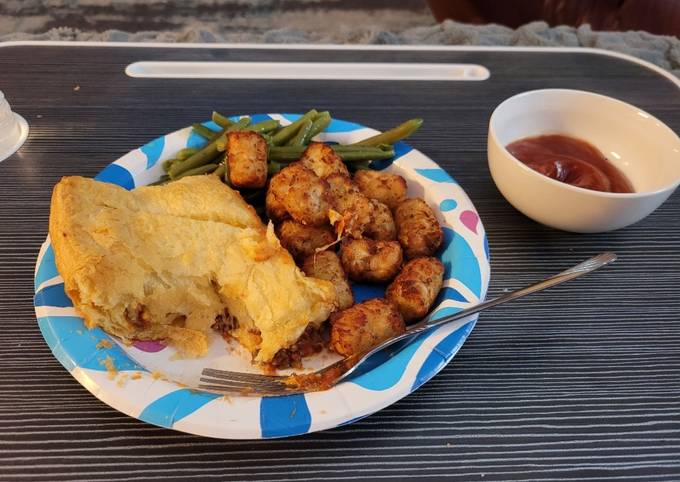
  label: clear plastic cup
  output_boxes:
[0,91,28,162]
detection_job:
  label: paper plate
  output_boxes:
[34,113,490,439]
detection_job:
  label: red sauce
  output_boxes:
[506,134,634,193]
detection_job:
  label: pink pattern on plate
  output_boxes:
[132,340,167,353]
[460,210,479,234]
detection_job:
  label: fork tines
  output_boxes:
[199,368,294,396]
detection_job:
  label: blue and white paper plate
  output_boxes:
[34,114,490,439]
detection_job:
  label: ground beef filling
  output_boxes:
[212,309,238,335]
[269,322,330,370]
[212,310,329,370]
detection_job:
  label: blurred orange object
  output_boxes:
[426,0,680,36]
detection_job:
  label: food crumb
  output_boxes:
[73,85,80,91]
[221,395,233,404]
[239,386,254,396]
[446,442,452,447]
[96,339,113,350]
[151,371,164,380]
[116,373,128,387]
[131,372,142,380]
[101,356,117,380]
[36,114,43,119]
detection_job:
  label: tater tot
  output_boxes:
[265,162,331,226]
[300,142,350,179]
[276,220,335,261]
[330,298,405,357]
[340,238,402,283]
[226,131,268,189]
[386,257,444,322]
[326,174,373,238]
[264,179,288,223]
[302,251,354,310]
[326,173,359,199]
[365,199,396,241]
[394,198,444,259]
[354,169,407,210]
[337,192,373,238]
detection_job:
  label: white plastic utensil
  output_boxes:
[0,91,28,162]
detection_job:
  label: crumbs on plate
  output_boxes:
[96,339,113,350]
[101,356,117,380]
[116,373,128,388]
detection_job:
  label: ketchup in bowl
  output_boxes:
[506,134,634,193]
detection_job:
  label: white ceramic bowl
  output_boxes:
[488,89,680,233]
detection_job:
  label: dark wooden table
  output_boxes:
[1,43,679,481]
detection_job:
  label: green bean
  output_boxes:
[212,164,226,179]
[216,138,228,152]
[174,163,219,180]
[215,117,253,152]
[267,146,308,162]
[237,116,252,128]
[268,161,283,175]
[268,144,394,162]
[192,123,218,140]
[271,109,317,146]
[287,119,313,146]
[261,133,274,146]
[212,111,234,128]
[351,160,373,171]
[304,111,331,144]
[268,146,306,162]
[176,148,198,161]
[250,119,280,133]
[334,145,395,162]
[163,147,202,172]
[162,147,200,174]
[162,159,176,172]
[354,118,423,146]
[168,128,224,175]
[168,142,221,178]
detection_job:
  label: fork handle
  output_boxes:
[339,252,617,381]
[421,251,618,331]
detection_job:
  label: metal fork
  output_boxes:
[199,252,617,397]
